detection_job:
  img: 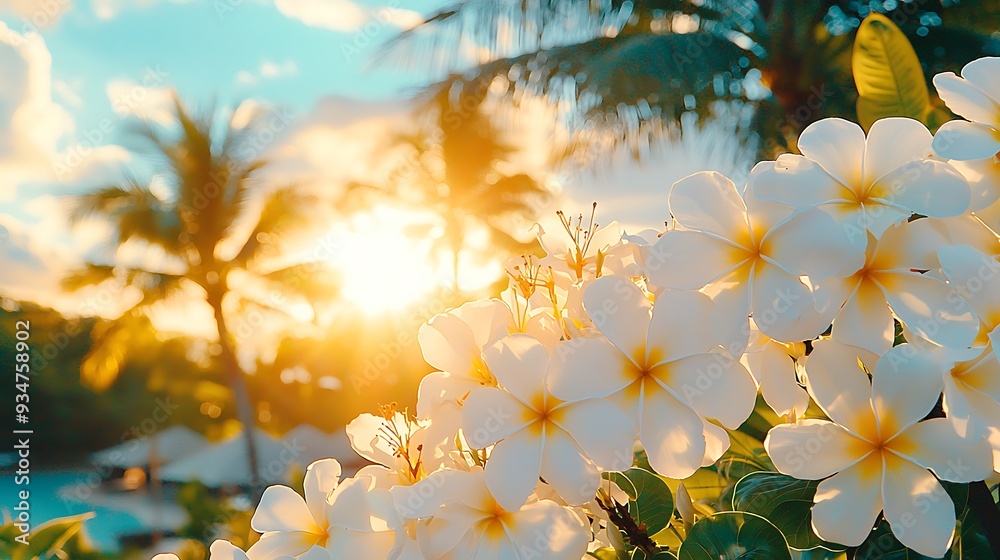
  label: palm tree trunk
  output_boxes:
[208,293,264,503]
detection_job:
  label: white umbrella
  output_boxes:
[284,424,357,467]
[92,425,208,469]
[159,428,294,487]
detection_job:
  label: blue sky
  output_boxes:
[38,0,446,142]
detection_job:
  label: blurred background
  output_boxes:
[0,0,996,558]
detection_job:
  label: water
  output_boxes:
[0,468,146,551]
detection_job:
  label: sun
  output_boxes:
[326,207,442,315]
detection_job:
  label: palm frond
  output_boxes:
[256,263,342,305]
[70,180,184,251]
[62,264,119,292]
[80,314,151,392]
[233,186,319,266]
[380,0,744,73]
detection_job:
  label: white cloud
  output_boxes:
[236,59,297,86]
[0,0,71,28]
[91,0,191,20]
[0,23,137,316]
[0,22,74,195]
[106,77,176,125]
[273,0,421,32]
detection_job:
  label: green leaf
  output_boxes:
[23,512,95,560]
[590,548,623,560]
[631,548,679,560]
[852,13,933,130]
[678,511,791,560]
[732,472,845,551]
[717,429,775,482]
[604,468,675,536]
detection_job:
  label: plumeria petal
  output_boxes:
[452,299,513,349]
[832,277,894,355]
[749,262,826,343]
[803,340,879,440]
[797,117,866,188]
[347,414,397,468]
[247,531,320,560]
[875,271,979,349]
[552,398,635,470]
[811,454,884,547]
[881,453,956,558]
[645,230,747,290]
[462,387,533,448]
[668,171,749,242]
[415,501,485,559]
[583,276,650,363]
[871,344,945,440]
[937,244,1000,327]
[932,120,1000,161]
[484,429,544,511]
[325,527,395,559]
[506,500,589,560]
[959,57,1000,102]
[540,427,601,505]
[764,207,864,279]
[482,334,548,407]
[209,540,253,560]
[701,418,730,466]
[252,485,319,534]
[765,419,871,480]
[418,313,478,376]
[658,352,755,429]
[863,117,933,185]
[890,418,993,482]
[646,289,719,363]
[328,476,393,533]
[749,155,850,208]
[639,382,705,478]
[873,219,948,272]
[746,343,810,417]
[303,459,342,523]
[933,72,1000,125]
[548,337,635,401]
[868,159,971,219]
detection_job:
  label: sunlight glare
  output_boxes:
[331,208,441,314]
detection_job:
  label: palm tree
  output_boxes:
[384,0,999,160]
[354,85,550,290]
[65,96,336,501]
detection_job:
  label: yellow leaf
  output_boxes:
[852,13,932,130]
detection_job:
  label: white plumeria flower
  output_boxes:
[416,299,513,468]
[461,334,635,510]
[742,319,809,418]
[149,539,306,560]
[249,459,397,560]
[750,117,971,241]
[537,213,639,287]
[547,275,757,478]
[937,244,1000,466]
[931,57,1000,221]
[395,468,588,559]
[932,57,1000,161]
[822,219,979,354]
[646,171,864,345]
[766,340,994,556]
[347,411,427,488]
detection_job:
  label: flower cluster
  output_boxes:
[158,56,1000,559]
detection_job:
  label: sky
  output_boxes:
[0,0,754,336]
